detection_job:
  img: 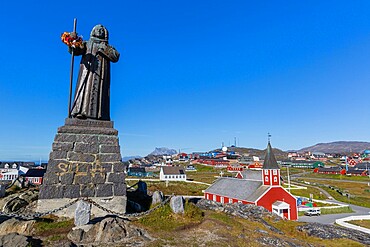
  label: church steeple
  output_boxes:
[263,141,280,170]
[262,138,280,186]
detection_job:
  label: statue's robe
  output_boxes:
[71,38,119,120]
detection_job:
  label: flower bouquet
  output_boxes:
[61,32,84,48]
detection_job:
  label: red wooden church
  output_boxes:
[204,141,298,220]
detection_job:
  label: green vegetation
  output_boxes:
[34,217,74,237]
[186,172,218,184]
[192,164,217,172]
[302,173,370,182]
[298,206,353,216]
[348,220,370,229]
[280,167,312,176]
[289,187,326,200]
[302,180,370,208]
[144,181,208,196]
[137,200,204,231]
[137,200,364,247]
[320,206,353,215]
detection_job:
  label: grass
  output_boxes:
[192,164,217,172]
[298,206,353,216]
[306,180,370,208]
[145,181,208,196]
[320,206,353,215]
[137,200,204,232]
[280,167,312,176]
[137,201,365,247]
[289,187,327,200]
[269,218,364,247]
[34,217,74,237]
[302,172,370,182]
[186,172,218,184]
[348,220,370,229]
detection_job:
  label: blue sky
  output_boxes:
[1,1,370,161]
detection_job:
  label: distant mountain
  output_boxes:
[298,141,370,154]
[149,147,177,156]
[122,156,142,162]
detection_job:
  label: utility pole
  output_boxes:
[287,165,291,193]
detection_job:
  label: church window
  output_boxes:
[273,170,277,175]
[265,176,268,182]
[264,170,269,175]
[274,177,277,182]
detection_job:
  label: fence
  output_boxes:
[335,215,370,234]
[0,195,173,221]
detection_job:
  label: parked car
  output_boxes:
[304,208,321,216]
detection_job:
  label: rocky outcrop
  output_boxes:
[257,236,306,247]
[2,190,38,213]
[68,217,153,246]
[0,218,35,236]
[196,199,279,220]
[196,199,283,234]
[0,233,41,247]
[297,223,370,246]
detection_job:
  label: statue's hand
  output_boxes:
[70,32,77,39]
[98,42,108,52]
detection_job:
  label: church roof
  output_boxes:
[237,169,262,181]
[161,166,185,175]
[262,142,280,170]
[204,177,267,202]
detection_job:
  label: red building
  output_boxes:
[204,142,298,220]
[227,163,244,172]
[23,169,46,185]
[247,161,263,169]
[197,158,230,167]
[313,167,346,175]
[346,169,369,176]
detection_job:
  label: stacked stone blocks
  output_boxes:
[39,118,126,199]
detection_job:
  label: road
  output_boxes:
[298,201,370,224]
[291,179,370,224]
[299,176,370,185]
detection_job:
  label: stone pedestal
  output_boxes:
[37,118,127,217]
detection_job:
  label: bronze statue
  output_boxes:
[69,24,120,121]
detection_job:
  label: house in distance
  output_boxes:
[204,141,298,220]
[159,166,187,181]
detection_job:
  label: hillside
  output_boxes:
[214,146,288,160]
[298,141,370,154]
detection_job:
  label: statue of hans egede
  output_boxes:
[61,24,120,121]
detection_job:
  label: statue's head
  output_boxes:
[90,24,109,41]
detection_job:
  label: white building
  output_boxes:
[159,166,187,181]
[0,163,19,181]
[0,162,32,181]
